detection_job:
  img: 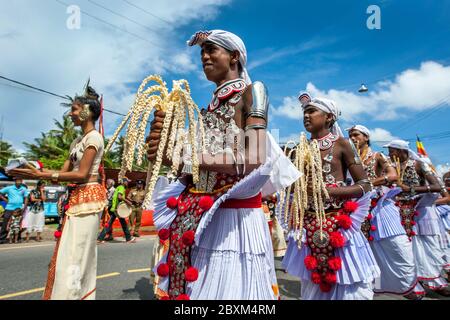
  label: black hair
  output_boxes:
[37,180,45,188]
[367,139,371,147]
[62,84,102,122]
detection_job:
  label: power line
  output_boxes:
[121,0,171,25]
[395,93,450,133]
[0,75,68,100]
[87,0,158,33]
[54,0,164,49]
[0,75,126,117]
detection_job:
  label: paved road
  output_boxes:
[0,236,448,300]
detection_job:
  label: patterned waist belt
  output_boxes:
[219,193,262,209]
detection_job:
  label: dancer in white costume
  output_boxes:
[10,83,107,300]
[347,125,418,298]
[282,97,380,300]
[146,30,300,300]
[385,140,450,297]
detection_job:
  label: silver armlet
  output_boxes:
[244,81,268,131]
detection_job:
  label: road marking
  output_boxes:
[127,268,150,273]
[96,272,120,279]
[0,243,53,252]
[0,272,121,300]
[0,287,45,300]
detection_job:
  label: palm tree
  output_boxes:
[0,140,17,167]
[23,116,81,170]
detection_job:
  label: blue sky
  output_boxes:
[1,0,450,173]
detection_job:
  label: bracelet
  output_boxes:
[410,187,416,196]
[384,175,389,184]
[356,183,365,196]
[51,172,59,182]
[426,185,431,193]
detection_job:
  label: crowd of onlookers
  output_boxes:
[0,178,46,244]
[0,177,146,245]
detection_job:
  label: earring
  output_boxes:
[79,104,91,122]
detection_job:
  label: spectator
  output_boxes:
[97,178,135,243]
[23,180,46,242]
[127,179,145,237]
[0,178,29,244]
[106,179,116,208]
[7,209,22,244]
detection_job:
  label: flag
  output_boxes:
[416,135,436,173]
[416,135,428,157]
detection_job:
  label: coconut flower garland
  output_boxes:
[105,75,206,209]
[280,133,329,248]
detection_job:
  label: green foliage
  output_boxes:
[0,140,18,167]
[23,116,81,170]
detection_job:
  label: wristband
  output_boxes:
[51,172,60,182]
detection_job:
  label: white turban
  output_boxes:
[345,125,371,138]
[383,139,422,161]
[302,97,343,137]
[187,29,251,84]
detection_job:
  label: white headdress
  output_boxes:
[302,97,343,137]
[345,125,371,138]
[187,30,251,84]
[383,139,422,161]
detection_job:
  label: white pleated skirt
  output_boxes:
[371,235,417,294]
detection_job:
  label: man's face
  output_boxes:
[15,179,22,188]
[201,42,236,83]
[349,130,369,148]
[388,147,407,161]
[303,106,330,133]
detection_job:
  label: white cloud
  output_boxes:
[0,0,231,150]
[369,128,399,145]
[273,61,450,122]
[436,164,450,177]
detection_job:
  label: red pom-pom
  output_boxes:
[401,221,406,225]
[370,225,377,231]
[104,223,110,229]
[185,267,199,282]
[54,230,62,239]
[371,199,378,207]
[414,211,419,217]
[324,272,337,284]
[328,256,342,271]
[311,272,321,284]
[336,215,352,230]
[166,197,178,209]
[343,201,359,213]
[158,228,170,241]
[411,221,416,226]
[159,239,166,246]
[410,231,416,236]
[199,196,214,211]
[367,214,373,220]
[304,255,318,270]
[368,236,374,241]
[175,294,190,300]
[160,296,170,300]
[182,230,195,246]
[330,232,345,248]
[319,282,332,292]
[157,263,169,277]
